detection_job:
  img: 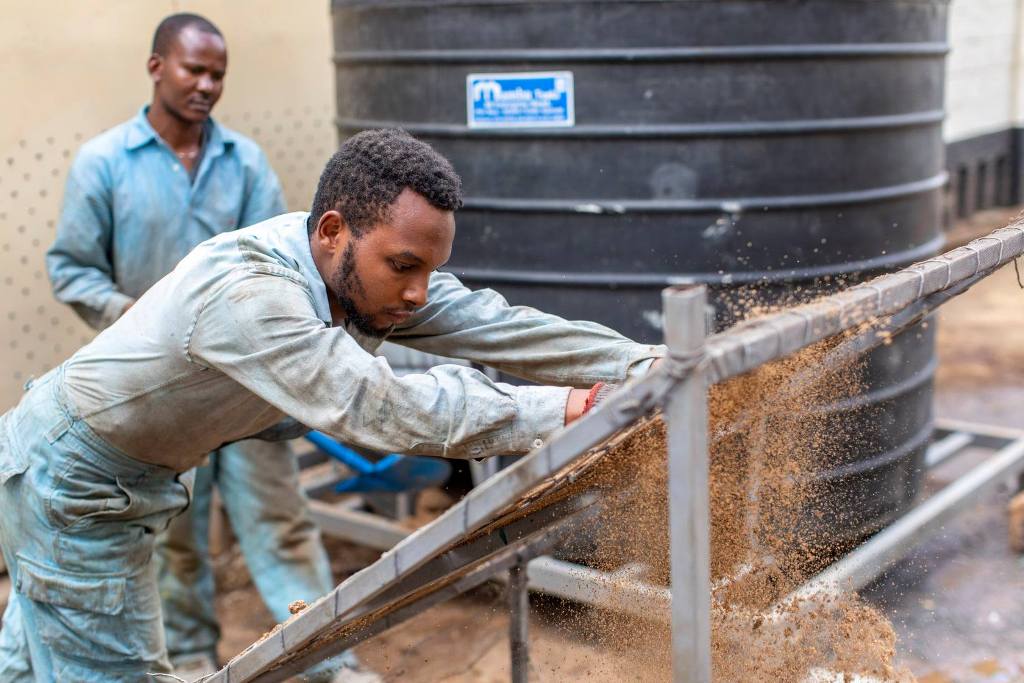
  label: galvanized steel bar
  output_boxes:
[705,226,1024,385]
[662,285,712,683]
[508,561,530,683]
[248,514,586,683]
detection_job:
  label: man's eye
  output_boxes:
[391,260,413,272]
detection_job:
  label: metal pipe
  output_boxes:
[523,557,670,619]
[662,285,712,683]
[795,435,1024,596]
[508,560,530,683]
[924,431,974,468]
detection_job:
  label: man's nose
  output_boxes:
[196,74,215,94]
[403,278,428,308]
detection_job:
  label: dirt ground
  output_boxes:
[214,534,662,682]
[213,207,1024,682]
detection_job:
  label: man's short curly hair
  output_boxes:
[307,129,463,236]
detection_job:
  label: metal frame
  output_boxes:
[795,420,1024,596]
[213,226,1024,683]
[299,419,1024,621]
[663,286,712,681]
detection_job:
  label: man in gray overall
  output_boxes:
[0,128,664,681]
[41,13,363,682]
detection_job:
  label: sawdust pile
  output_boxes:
[558,329,916,682]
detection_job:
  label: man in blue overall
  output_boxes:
[40,13,365,682]
[1,127,664,681]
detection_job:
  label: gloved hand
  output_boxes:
[564,382,619,425]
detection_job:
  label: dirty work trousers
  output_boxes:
[0,368,190,681]
[155,440,347,680]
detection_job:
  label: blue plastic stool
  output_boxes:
[305,431,451,493]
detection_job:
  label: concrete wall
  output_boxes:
[0,1,337,410]
[945,0,1024,142]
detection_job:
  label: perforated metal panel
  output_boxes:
[219,103,337,212]
[0,107,337,411]
[0,131,95,406]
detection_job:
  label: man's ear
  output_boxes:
[314,210,350,254]
[147,54,163,83]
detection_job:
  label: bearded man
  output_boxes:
[2,128,664,681]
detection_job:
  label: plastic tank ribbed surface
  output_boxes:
[332,0,949,546]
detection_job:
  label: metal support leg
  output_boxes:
[662,285,712,683]
[508,560,530,683]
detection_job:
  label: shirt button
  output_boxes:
[532,438,544,449]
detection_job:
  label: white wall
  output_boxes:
[945,0,1024,142]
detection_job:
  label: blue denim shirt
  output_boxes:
[58,213,664,470]
[46,106,285,330]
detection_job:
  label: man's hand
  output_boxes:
[564,388,589,425]
[564,383,618,425]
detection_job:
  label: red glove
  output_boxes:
[582,382,618,414]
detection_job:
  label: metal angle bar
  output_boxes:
[662,286,712,683]
[228,495,600,681]
[248,510,590,683]
[309,498,675,619]
[708,261,992,444]
[795,436,1024,596]
[924,432,975,468]
[348,495,601,621]
[311,499,674,619]
[705,226,1024,385]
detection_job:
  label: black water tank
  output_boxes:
[332,0,949,547]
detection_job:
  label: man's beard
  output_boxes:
[330,242,388,338]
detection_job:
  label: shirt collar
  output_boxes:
[124,105,235,155]
[279,212,333,326]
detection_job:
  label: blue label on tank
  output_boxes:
[467,72,575,128]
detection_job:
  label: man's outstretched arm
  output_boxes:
[189,271,574,459]
[387,271,666,388]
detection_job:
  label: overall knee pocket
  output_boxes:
[15,554,164,664]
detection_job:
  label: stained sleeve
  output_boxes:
[387,271,665,388]
[188,270,569,459]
